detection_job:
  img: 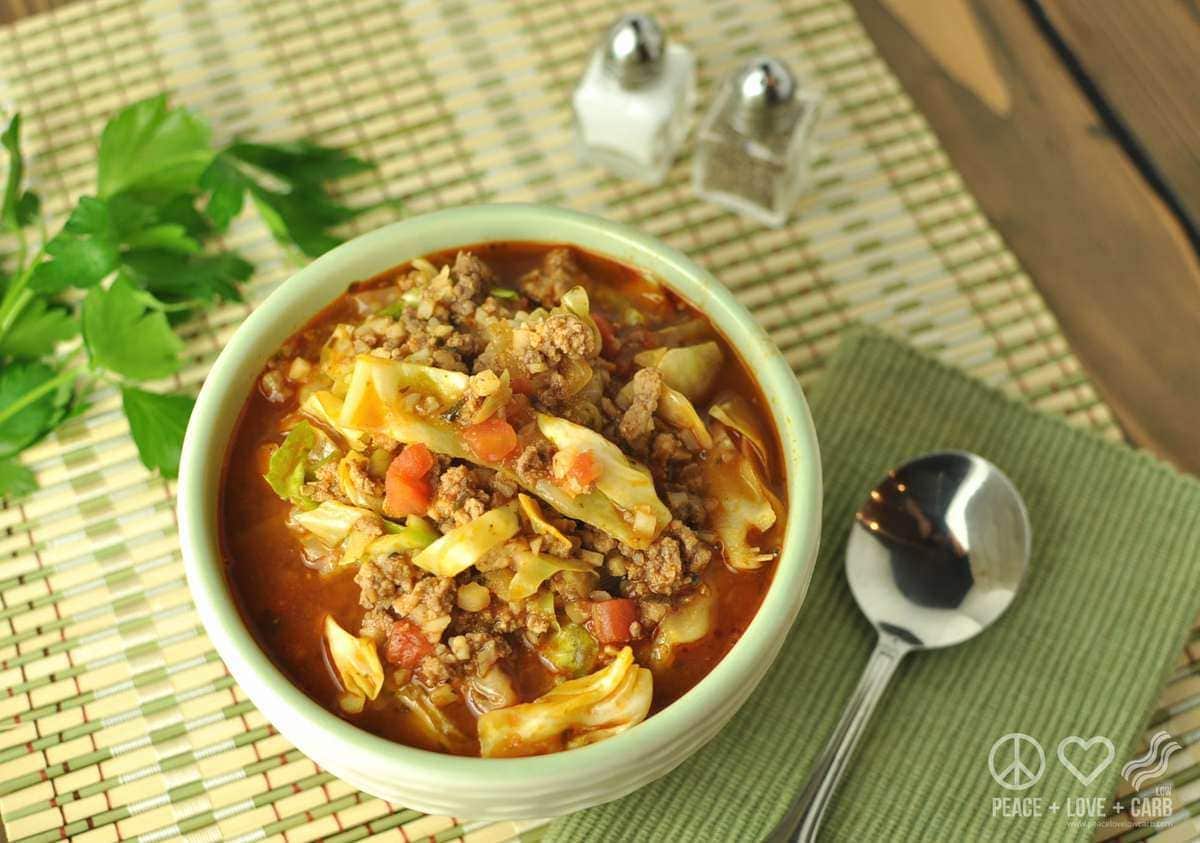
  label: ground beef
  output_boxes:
[670,520,715,574]
[651,432,690,465]
[427,465,490,530]
[665,486,709,527]
[393,576,455,642]
[620,535,686,598]
[306,461,344,504]
[515,313,600,382]
[360,607,393,643]
[453,251,494,301]
[579,527,616,554]
[514,442,551,485]
[619,368,662,446]
[637,598,671,629]
[519,247,584,306]
[355,554,422,611]
[417,650,453,687]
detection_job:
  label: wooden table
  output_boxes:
[849,0,1200,474]
[4,0,1199,474]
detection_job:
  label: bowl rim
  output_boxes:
[178,203,821,785]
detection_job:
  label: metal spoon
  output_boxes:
[767,451,1031,842]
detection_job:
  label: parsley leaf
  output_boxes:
[199,155,247,230]
[30,197,119,293]
[0,360,73,458]
[225,140,372,187]
[121,386,193,478]
[0,457,36,498]
[97,95,214,199]
[122,250,250,303]
[0,297,76,358]
[2,114,40,231]
[212,141,374,257]
[81,276,183,379]
[0,96,377,498]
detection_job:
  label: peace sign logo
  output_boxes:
[988,733,1046,791]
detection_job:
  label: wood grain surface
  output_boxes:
[1039,0,1200,243]
[0,0,69,26]
[854,0,1200,473]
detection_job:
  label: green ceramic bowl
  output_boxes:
[178,204,822,819]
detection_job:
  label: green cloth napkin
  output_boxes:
[543,328,1200,843]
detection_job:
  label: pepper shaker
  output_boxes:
[693,58,822,227]
[572,13,696,185]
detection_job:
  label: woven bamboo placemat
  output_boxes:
[1,0,1194,841]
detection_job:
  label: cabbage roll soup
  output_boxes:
[222,243,786,757]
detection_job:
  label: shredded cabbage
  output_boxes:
[339,356,470,455]
[706,422,781,569]
[508,550,596,601]
[518,493,572,552]
[371,515,440,555]
[477,647,652,757]
[291,500,372,546]
[340,354,469,427]
[396,684,474,755]
[537,414,671,545]
[339,355,667,549]
[560,286,601,350]
[656,384,714,449]
[709,391,770,468]
[338,527,376,569]
[412,502,520,577]
[467,665,519,714]
[324,616,383,708]
[264,421,318,505]
[649,582,718,669]
[302,390,364,449]
[654,318,713,347]
[336,452,383,509]
[633,341,724,402]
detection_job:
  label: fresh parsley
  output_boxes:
[0,95,376,498]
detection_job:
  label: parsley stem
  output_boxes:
[0,363,83,428]
[0,243,44,344]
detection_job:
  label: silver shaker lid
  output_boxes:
[602,13,666,88]
[731,57,797,135]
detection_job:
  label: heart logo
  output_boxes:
[1057,736,1115,786]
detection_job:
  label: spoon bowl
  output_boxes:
[848,451,1030,649]
[769,451,1030,842]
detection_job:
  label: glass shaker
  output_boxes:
[693,58,823,227]
[572,13,696,185]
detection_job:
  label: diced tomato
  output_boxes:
[463,417,518,462]
[510,375,535,395]
[592,312,620,357]
[568,450,601,487]
[393,442,434,479]
[590,599,638,644]
[385,446,434,517]
[385,619,434,668]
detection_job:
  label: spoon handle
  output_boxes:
[767,632,911,843]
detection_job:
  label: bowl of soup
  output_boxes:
[178,204,821,819]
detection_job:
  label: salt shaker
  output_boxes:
[693,58,822,227]
[572,13,696,185]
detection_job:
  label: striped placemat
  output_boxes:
[0,1,1192,841]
